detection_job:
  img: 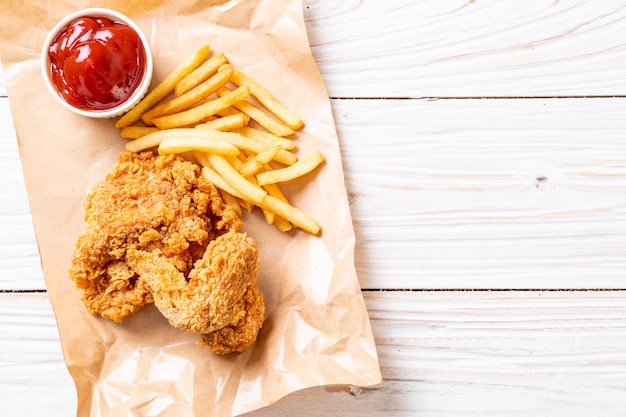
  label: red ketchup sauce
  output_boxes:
[47,16,146,111]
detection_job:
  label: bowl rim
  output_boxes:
[41,7,153,119]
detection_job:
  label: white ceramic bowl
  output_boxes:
[41,8,153,118]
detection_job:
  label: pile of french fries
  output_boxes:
[115,45,325,235]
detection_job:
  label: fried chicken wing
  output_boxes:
[69,151,264,354]
[127,229,264,353]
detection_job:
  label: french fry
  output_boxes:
[158,137,239,156]
[125,128,235,153]
[233,126,295,150]
[218,189,242,217]
[141,64,234,126]
[262,182,293,232]
[195,113,248,131]
[256,151,325,185]
[117,43,323,235]
[120,126,160,139]
[217,87,294,137]
[262,181,289,203]
[175,52,228,96]
[260,195,319,235]
[196,153,253,215]
[116,45,211,128]
[228,157,276,222]
[152,85,250,129]
[125,132,165,152]
[182,129,296,165]
[224,153,256,213]
[262,206,275,224]
[216,107,246,118]
[273,215,293,232]
[198,161,242,197]
[192,150,212,169]
[230,68,304,130]
[208,154,267,204]
[207,155,319,234]
[239,145,281,176]
[230,156,275,223]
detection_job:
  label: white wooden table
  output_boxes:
[2,1,626,415]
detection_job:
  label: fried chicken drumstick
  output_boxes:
[69,151,264,354]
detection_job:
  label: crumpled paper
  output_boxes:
[0,0,382,415]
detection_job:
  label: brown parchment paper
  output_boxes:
[0,0,382,416]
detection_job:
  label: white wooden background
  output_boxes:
[2,0,626,415]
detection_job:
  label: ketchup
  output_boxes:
[47,16,146,111]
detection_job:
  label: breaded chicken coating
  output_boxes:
[127,229,264,354]
[69,151,264,354]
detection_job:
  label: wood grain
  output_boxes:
[0,97,43,290]
[16,1,626,99]
[3,95,626,290]
[2,0,626,415]
[2,291,625,416]
[4,96,626,291]
[334,97,626,289]
[302,0,626,98]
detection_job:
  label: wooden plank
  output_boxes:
[3,95,626,290]
[332,98,626,289]
[1,291,625,416]
[5,1,626,100]
[0,97,44,290]
[302,0,626,98]
[0,293,76,416]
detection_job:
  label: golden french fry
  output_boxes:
[226,155,271,213]
[175,52,228,96]
[230,68,304,130]
[125,132,164,152]
[208,154,267,204]
[192,150,211,168]
[233,126,295,150]
[239,145,281,176]
[229,154,246,169]
[120,126,160,139]
[126,128,231,153]
[198,163,243,198]
[256,151,325,185]
[260,195,320,235]
[202,163,252,219]
[218,189,242,217]
[141,64,234,125]
[200,154,319,234]
[273,215,293,232]
[216,106,247,119]
[262,182,293,231]
[262,181,289,202]
[232,161,275,222]
[195,113,248,131]
[116,45,211,128]
[224,153,256,213]
[196,153,254,215]
[262,207,275,224]
[152,85,250,129]
[183,129,296,165]
[158,137,239,156]
[217,87,294,137]
[236,199,254,213]
[118,43,322,234]
[208,156,319,234]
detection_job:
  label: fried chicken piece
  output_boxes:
[69,151,241,322]
[200,282,265,355]
[127,229,265,354]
